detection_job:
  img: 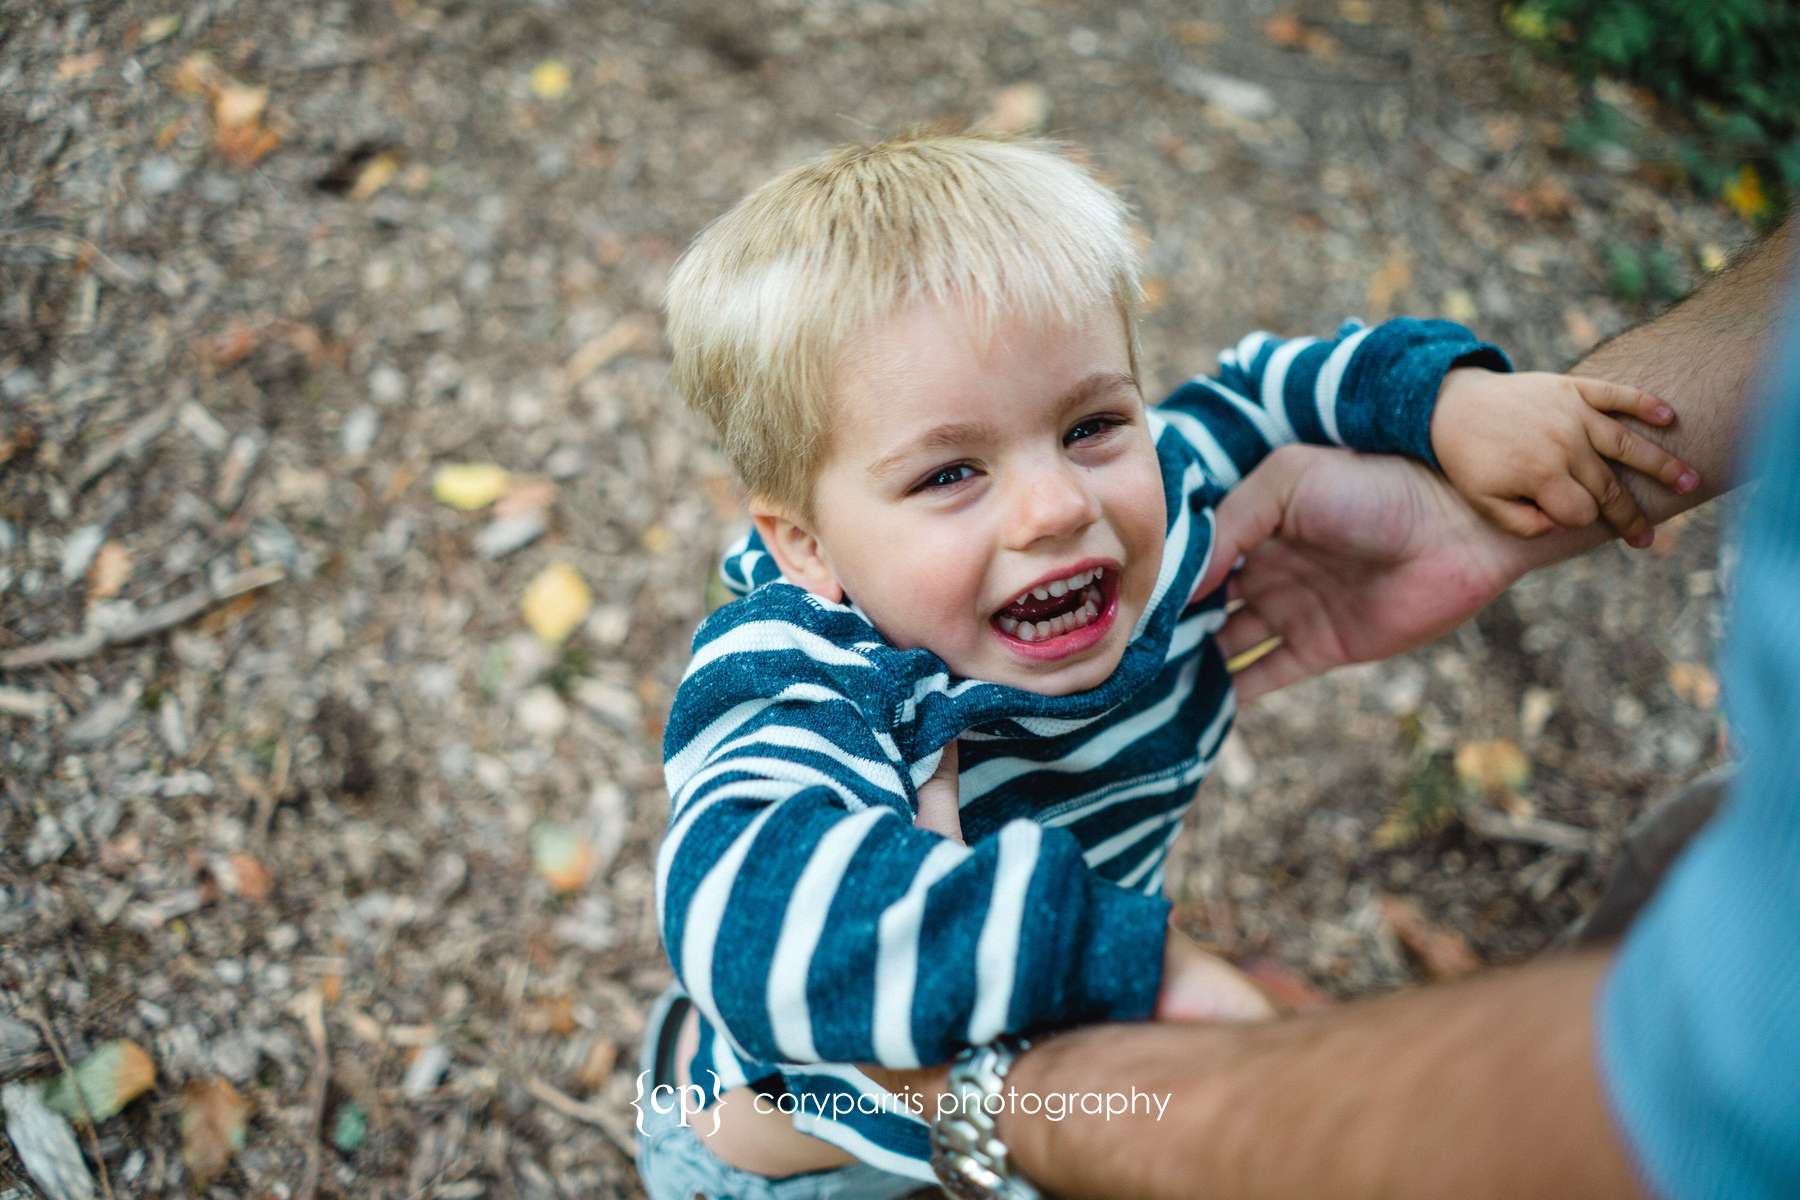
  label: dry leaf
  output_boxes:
[1365,250,1411,314]
[1698,243,1728,274]
[575,1037,619,1090]
[531,823,594,893]
[348,150,402,201]
[494,477,558,519]
[196,319,260,368]
[432,463,512,510]
[521,995,577,1036]
[225,852,273,902]
[58,52,105,80]
[1722,164,1770,223]
[211,83,267,130]
[86,541,132,602]
[1377,894,1480,980]
[179,1077,251,1188]
[1520,686,1558,740]
[1262,14,1306,47]
[640,524,673,556]
[42,1040,156,1123]
[1441,288,1477,324]
[170,53,221,97]
[531,60,572,100]
[1454,739,1531,794]
[141,15,181,45]
[979,83,1049,135]
[1562,306,1599,349]
[521,563,593,644]
[1667,662,1720,709]
[1175,19,1225,45]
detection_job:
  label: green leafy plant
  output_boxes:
[1507,0,1800,224]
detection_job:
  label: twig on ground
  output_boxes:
[0,563,285,670]
[1463,807,1598,855]
[294,989,329,1200]
[23,1006,116,1200]
[523,1075,638,1161]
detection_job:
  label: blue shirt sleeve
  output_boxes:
[1597,273,1800,1195]
[1153,317,1510,489]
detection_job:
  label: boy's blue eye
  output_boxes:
[915,464,975,492]
[1066,416,1123,444]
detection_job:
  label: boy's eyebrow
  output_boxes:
[865,371,1137,481]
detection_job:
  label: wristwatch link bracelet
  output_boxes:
[928,1036,1044,1199]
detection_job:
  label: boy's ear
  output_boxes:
[748,499,845,604]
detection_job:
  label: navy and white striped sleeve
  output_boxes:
[1155,317,1511,488]
[656,606,1169,1070]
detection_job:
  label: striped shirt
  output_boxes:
[657,317,1509,1180]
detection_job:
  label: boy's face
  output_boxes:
[755,298,1166,696]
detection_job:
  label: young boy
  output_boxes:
[639,131,1695,1198]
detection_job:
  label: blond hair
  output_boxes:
[664,129,1144,523]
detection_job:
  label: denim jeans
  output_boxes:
[635,986,937,1200]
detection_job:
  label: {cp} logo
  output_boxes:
[631,1070,724,1137]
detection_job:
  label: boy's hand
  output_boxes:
[913,739,963,843]
[1431,368,1700,548]
[1155,925,1279,1022]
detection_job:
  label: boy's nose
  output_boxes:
[1005,463,1100,551]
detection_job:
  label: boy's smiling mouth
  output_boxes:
[990,564,1120,660]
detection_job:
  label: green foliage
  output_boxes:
[1507,0,1799,223]
[1605,239,1683,303]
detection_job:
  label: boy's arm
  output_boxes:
[659,619,1169,1071]
[1157,319,1508,488]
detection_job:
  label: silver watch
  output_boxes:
[928,1037,1044,1200]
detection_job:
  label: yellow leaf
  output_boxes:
[1453,739,1531,793]
[1722,165,1770,222]
[531,60,572,100]
[141,15,182,45]
[211,83,268,130]
[521,563,593,644]
[1667,662,1719,709]
[1698,243,1728,274]
[432,463,512,510]
[1442,288,1478,324]
[348,151,401,201]
[640,524,673,555]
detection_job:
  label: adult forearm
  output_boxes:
[1569,215,1796,517]
[999,952,1641,1200]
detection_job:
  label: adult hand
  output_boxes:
[1195,445,1566,704]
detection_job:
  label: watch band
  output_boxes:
[928,1037,1044,1200]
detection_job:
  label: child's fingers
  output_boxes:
[1536,477,1601,528]
[1567,453,1652,545]
[1584,412,1701,493]
[1478,496,1556,539]
[1571,378,1676,426]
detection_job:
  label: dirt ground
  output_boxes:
[0,1,1747,1195]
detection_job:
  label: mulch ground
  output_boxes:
[0,1,1744,1194]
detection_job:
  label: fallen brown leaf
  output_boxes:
[575,1038,619,1090]
[86,541,132,602]
[1667,662,1720,709]
[180,1076,251,1188]
[1365,250,1411,314]
[226,852,273,903]
[1378,894,1481,980]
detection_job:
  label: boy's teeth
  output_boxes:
[998,593,1104,643]
[1013,567,1103,608]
